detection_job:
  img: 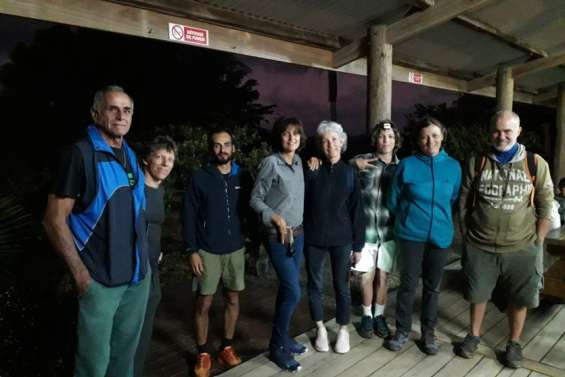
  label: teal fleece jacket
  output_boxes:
[387,150,461,248]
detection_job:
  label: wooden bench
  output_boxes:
[542,226,565,300]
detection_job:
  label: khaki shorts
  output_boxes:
[462,242,542,309]
[192,248,245,295]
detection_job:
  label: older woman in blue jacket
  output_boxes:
[385,117,461,355]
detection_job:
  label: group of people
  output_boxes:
[43,85,555,377]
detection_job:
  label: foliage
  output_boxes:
[0,194,73,377]
[0,196,32,256]
[148,122,272,208]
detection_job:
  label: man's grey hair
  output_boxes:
[91,85,134,113]
[491,110,520,128]
[317,120,348,152]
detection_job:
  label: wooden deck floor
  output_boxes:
[220,262,565,377]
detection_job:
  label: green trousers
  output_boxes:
[75,270,151,377]
[133,271,161,377]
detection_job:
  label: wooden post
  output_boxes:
[367,24,392,134]
[496,66,514,111]
[554,83,565,182]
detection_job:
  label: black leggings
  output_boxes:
[395,239,449,333]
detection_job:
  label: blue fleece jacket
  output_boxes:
[387,150,461,248]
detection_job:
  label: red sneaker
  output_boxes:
[217,346,242,367]
[194,352,211,377]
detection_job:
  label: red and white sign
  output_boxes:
[168,22,209,46]
[408,72,423,85]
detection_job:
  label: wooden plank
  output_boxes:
[334,0,496,66]
[494,368,531,377]
[468,53,565,92]
[541,330,565,369]
[496,66,514,111]
[268,324,365,377]
[333,37,367,69]
[534,88,558,104]
[554,83,565,184]
[0,0,337,70]
[433,354,483,377]
[368,343,427,377]
[110,0,341,49]
[465,356,504,377]
[522,305,565,362]
[401,342,454,377]
[307,336,385,377]
[367,24,392,131]
[387,0,495,45]
[408,0,548,58]
[513,53,565,79]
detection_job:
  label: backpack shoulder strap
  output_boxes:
[471,155,487,207]
[524,151,538,207]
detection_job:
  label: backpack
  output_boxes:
[471,151,538,208]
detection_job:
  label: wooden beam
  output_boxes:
[534,88,558,104]
[513,52,565,78]
[334,0,494,67]
[367,25,392,132]
[454,15,548,58]
[333,37,367,68]
[0,0,336,69]
[409,0,548,58]
[496,66,514,111]
[467,72,497,92]
[106,0,341,49]
[387,0,494,44]
[0,0,540,106]
[554,83,565,182]
[468,52,565,92]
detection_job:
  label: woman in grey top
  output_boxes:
[250,117,307,372]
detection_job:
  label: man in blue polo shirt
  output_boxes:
[43,85,150,377]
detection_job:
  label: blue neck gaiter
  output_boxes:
[493,143,519,164]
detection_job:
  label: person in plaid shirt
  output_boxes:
[350,120,401,339]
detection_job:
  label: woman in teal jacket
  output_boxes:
[385,117,461,355]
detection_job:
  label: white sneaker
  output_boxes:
[315,326,330,352]
[335,327,350,354]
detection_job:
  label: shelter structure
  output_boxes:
[1,0,565,177]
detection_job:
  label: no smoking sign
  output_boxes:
[168,23,209,46]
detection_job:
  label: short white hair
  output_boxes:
[317,120,348,152]
[491,110,520,129]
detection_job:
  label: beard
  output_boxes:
[214,153,232,165]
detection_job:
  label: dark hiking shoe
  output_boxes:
[457,334,480,359]
[421,330,439,355]
[285,338,308,355]
[358,315,374,338]
[373,315,391,338]
[505,341,523,369]
[384,330,409,352]
[269,346,301,372]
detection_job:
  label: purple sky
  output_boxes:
[240,55,459,135]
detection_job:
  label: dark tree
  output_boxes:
[0,24,273,198]
[401,94,555,164]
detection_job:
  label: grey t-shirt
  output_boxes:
[250,153,304,228]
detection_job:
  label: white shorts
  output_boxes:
[351,240,397,273]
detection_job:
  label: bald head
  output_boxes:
[489,110,522,152]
